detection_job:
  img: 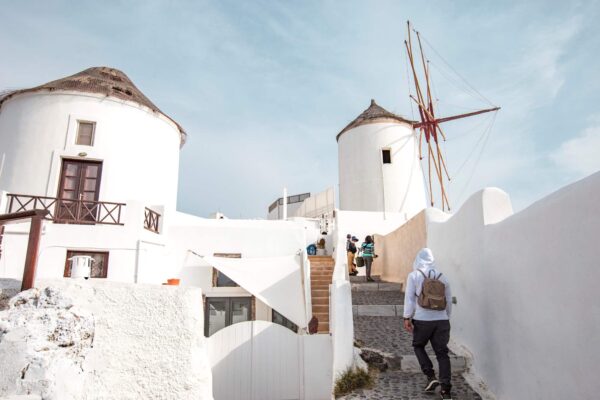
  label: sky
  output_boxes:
[1,0,599,218]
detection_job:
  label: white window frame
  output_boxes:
[76,120,96,146]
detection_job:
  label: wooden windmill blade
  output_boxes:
[405,20,501,212]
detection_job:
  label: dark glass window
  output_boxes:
[382,149,392,164]
[213,253,241,287]
[272,309,298,333]
[216,271,238,287]
[205,297,251,336]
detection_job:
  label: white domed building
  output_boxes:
[0,67,185,281]
[337,99,426,220]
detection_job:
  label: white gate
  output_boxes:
[207,321,332,400]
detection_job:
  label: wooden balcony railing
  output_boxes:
[6,194,125,225]
[144,207,161,233]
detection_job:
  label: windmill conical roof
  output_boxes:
[0,67,186,145]
[336,99,414,142]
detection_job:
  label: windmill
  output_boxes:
[405,21,500,211]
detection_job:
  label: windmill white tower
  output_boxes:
[337,99,427,220]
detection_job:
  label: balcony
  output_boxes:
[144,207,161,233]
[6,194,125,225]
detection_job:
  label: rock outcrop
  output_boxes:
[0,287,94,400]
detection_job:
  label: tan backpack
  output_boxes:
[417,269,447,310]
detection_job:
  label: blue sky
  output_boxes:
[1,0,599,218]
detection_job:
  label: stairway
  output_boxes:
[308,255,334,333]
[338,276,481,400]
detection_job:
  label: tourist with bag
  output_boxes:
[402,248,453,400]
[360,235,375,282]
[346,234,359,276]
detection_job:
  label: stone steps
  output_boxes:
[308,255,334,333]
[351,279,467,373]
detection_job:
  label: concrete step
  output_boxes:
[317,322,329,333]
[312,297,329,305]
[311,272,333,277]
[313,312,329,321]
[399,354,467,373]
[310,276,331,283]
[312,304,329,313]
[352,305,403,316]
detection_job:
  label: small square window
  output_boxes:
[76,121,95,146]
[382,149,392,164]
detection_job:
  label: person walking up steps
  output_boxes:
[361,235,375,282]
[403,248,453,400]
[346,234,358,276]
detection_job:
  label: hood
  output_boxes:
[413,248,436,271]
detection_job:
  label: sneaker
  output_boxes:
[366,277,374,282]
[424,376,439,392]
[440,390,453,399]
[349,270,358,276]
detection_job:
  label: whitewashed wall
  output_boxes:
[338,121,426,218]
[0,91,181,213]
[208,321,332,400]
[0,198,166,284]
[37,279,213,399]
[427,172,600,400]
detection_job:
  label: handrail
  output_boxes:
[144,207,161,233]
[6,194,125,225]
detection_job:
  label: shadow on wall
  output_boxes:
[426,172,600,400]
[373,210,427,288]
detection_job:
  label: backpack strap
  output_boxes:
[436,272,443,280]
[418,269,427,279]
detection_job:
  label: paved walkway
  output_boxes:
[339,276,482,400]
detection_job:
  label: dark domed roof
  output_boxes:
[0,67,186,145]
[336,99,414,142]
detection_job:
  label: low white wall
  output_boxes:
[329,213,356,380]
[37,279,213,400]
[427,172,600,400]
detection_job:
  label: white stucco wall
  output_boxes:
[0,91,181,213]
[0,200,166,284]
[35,279,213,399]
[168,213,308,288]
[338,121,426,217]
[426,172,600,400]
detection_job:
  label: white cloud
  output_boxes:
[550,121,600,177]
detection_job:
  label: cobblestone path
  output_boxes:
[339,276,482,400]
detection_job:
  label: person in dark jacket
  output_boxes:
[346,234,358,276]
[361,235,375,282]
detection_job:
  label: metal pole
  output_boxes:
[282,187,288,220]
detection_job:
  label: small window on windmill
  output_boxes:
[76,121,95,146]
[382,148,392,164]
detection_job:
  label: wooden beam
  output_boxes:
[0,210,49,291]
[413,107,500,129]
[21,216,44,291]
[0,210,49,225]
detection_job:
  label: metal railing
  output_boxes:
[144,207,161,233]
[7,194,125,225]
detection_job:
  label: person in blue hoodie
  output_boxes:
[403,248,453,400]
